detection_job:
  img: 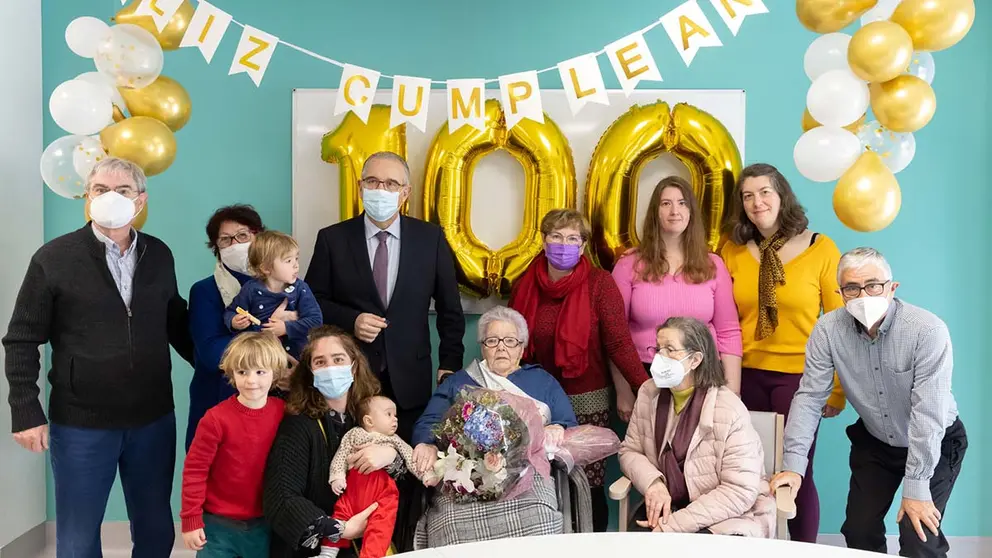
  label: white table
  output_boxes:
[397,533,881,557]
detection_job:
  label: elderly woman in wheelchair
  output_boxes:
[615,316,777,536]
[408,306,584,548]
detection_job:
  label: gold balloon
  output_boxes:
[803,109,865,133]
[848,21,914,83]
[584,101,741,270]
[796,0,878,33]
[84,198,149,230]
[112,105,127,123]
[423,99,577,297]
[119,75,192,132]
[891,0,975,51]
[100,116,177,176]
[869,75,936,133]
[833,151,901,232]
[112,0,195,51]
[321,105,408,220]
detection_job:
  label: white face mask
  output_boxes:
[650,353,693,389]
[89,191,137,229]
[846,296,890,329]
[219,242,251,274]
[363,188,400,222]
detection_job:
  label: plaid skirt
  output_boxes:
[413,474,562,549]
[569,388,611,487]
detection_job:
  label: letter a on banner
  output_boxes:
[390,76,431,131]
[228,25,278,86]
[179,0,232,63]
[498,71,543,129]
[605,32,663,96]
[708,0,769,36]
[334,64,381,124]
[557,53,608,116]
[446,79,486,132]
[134,0,184,32]
[660,0,723,67]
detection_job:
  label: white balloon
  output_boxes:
[49,79,114,136]
[857,120,917,174]
[72,136,108,179]
[807,70,869,128]
[794,127,862,183]
[40,135,94,199]
[75,71,128,117]
[906,51,936,84]
[65,16,109,58]
[861,0,902,26]
[804,33,852,81]
[94,24,164,89]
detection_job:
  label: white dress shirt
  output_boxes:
[364,215,401,305]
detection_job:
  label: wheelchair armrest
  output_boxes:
[608,476,632,501]
[774,486,797,520]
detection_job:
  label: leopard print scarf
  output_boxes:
[756,232,788,340]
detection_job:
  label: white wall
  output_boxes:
[0,0,46,548]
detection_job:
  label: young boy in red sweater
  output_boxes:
[180,332,287,557]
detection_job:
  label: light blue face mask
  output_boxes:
[312,365,354,399]
[362,188,400,222]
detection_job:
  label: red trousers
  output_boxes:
[322,469,399,558]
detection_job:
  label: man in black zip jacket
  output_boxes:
[3,157,194,558]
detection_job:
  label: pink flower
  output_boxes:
[461,402,475,420]
[484,452,505,473]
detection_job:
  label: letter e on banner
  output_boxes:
[228,25,278,86]
[605,32,662,96]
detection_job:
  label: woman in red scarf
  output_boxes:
[509,209,650,531]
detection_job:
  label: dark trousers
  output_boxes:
[741,367,820,543]
[49,412,177,558]
[379,368,426,553]
[841,418,967,557]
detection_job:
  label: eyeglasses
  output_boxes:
[647,345,689,358]
[360,177,405,192]
[216,229,253,249]
[546,232,584,245]
[840,281,890,298]
[90,185,139,199]
[482,336,522,349]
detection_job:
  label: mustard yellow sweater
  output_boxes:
[720,235,846,409]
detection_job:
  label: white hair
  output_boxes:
[477,306,529,348]
[361,151,410,184]
[86,157,147,193]
[837,247,893,283]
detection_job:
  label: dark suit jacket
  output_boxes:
[305,214,465,410]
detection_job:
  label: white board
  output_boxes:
[292,89,745,313]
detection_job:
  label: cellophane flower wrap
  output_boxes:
[430,387,549,503]
[548,424,622,472]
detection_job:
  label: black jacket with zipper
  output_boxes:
[3,224,194,432]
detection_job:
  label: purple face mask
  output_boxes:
[546,243,582,270]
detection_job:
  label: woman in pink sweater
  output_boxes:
[612,177,742,419]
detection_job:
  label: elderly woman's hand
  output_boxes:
[347,443,398,474]
[543,425,565,450]
[636,477,672,530]
[412,443,437,476]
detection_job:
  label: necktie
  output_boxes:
[373,231,389,306]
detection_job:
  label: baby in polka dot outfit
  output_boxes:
[223,230,323,360]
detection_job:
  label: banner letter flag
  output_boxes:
[179,0,232,63]
[390,76,431,131]
[557,53,608,116]
[498,71,544,129]
[605,32,662,96]
[661,0,723,67]
[334,64,381,123]
[708,0,769,36]
[134,0,184,33]
[446,79,486,132]
[228,25,278,86]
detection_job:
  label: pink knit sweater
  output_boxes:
[612,253,743,361]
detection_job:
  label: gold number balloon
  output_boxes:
[423,99,577,297]
[848,21,914,83]
[100,116,177,176]
[113,0,195,51]
[890,0,975,52]
[796,0,878,34]
[869,75,936,133]
[119,75,192,132]
[321,105,408,220]
[584,101,741,270]
[833,151,901,232]
[84,198,149,230]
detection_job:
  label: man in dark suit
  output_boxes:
[306,151,465,442]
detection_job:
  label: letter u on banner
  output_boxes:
[390,75,431,131]
[179,0,232,63]
[228,25,278,86]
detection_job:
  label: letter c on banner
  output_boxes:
[424,99,577,297]
[321,104,409,220]
[584,101,741,270]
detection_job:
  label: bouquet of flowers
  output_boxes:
[429,387,547,503]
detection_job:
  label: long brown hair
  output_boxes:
[728,163,809,245]
[286,326,381,419]
[634,176,715,284]
[659,316,726,391]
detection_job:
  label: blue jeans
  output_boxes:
[198,514,270,558]
[49,412,177,558]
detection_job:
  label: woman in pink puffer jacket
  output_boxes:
[619,316,775,536]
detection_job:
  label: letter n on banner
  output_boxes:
[660,0,723,67]
[334,64,381,123]
[605,32,663,96]
[446,79,486,132]
[180,0,233,63]
[228,25,278,86]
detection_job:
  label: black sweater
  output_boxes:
[2,225,193,431]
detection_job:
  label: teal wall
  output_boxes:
[41,0,990,535]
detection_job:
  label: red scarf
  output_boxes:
[511,253,592,379]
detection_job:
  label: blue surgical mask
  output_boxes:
[362,188,400,222]
[312,365,354,399]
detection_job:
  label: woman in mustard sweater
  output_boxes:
[719,163,844,543]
